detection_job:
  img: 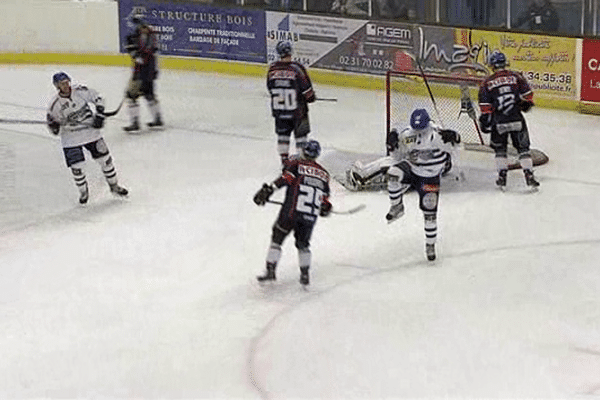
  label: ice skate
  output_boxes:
[123,118,140,132]
[109,183,129,197]
[426,243,436,261]
[147,114,163,128]
[496,169,507,189]
[385,202,405,223]
[299,267,309,286]
[79,187,89,205]
[257,263,276,282]
[524,169,540,188]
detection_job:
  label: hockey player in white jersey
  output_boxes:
[348,123,454,191]
[46,72,128,204]
[385,108,460,261]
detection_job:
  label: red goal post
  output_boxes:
[385,70,549,168]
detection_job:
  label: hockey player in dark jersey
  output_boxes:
[253,140,332,286]
[478,51,540,189]
[123,15,163,132]
[267,41,316,166]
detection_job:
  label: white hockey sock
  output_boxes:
[424,212,437,245]
[148,99,161,120]
[295,136,307,152]
[495,156,508,172]
[97,155,118,186]
[520,154,533,171]
[277,135,290,159]
[266,243,282,265]
[298,248,311,269]
[127,100,140,123]
[71,165,88,194]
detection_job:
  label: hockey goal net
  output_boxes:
[386,70,549,168]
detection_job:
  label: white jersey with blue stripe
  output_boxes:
[394,122,452,178]
[47,84,105,148]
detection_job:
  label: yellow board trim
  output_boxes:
[0,52,578,110]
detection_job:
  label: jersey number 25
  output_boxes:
[296,184,323,215]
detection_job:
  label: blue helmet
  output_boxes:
[276,41,292,58]
[489,51,507,69]
[52,72,71,88]
[303,140,321,159]
[410,109,430,130]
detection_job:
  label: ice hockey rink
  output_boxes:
[1,64,599,399]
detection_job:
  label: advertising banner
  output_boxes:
[465,30,577,100]
[118,0,266,63]
[266,12,364,68]
[580,38,600,103]
[311,20,415,75]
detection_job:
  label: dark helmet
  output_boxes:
[489,51,507,69]
[52,72,71,88]
[276,41,293,58]
[303,140,321,160]
[410,108,430,130]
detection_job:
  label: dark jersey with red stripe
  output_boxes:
[273,157,330,222]
[267,61,315,120]
[125,26,159,82]
[478,69,533,124]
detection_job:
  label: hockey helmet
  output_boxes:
[410,109,430,130]
[52,72,71,88]
[276,41,293,58]
[489,51,507,69]
[303,140,321,160]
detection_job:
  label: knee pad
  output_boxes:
[70,162,85,176]
[387,165,403,181]
[95,154,113,168]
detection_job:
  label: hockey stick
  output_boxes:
[459,84,484,144]
[266,200,366,215]
[102,99,124,117]
[413,54,466,181]
[315,97,337,102]
[0,118,46,124]
[0,99,124,125]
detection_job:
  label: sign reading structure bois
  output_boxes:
[118,0,266,63]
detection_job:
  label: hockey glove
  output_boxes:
[319,198,332,217]
[46,114,60,135]
[440,129,461,145]
[386,129,400,154]
[478,114,493,134]
[519,100,534,113]
[92,106,105,129]
[253,183,274,206]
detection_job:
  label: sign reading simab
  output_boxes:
[581,39,600,103]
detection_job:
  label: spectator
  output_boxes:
[515,0,559,32]
[375,0,415,20]
[331,0,369,16]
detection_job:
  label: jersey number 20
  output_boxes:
[271,88,297,111]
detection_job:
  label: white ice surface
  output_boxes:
[1,64,600,399]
